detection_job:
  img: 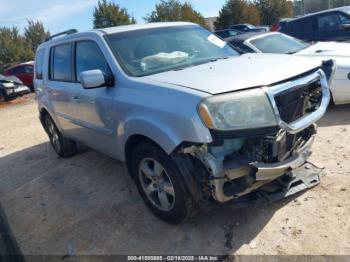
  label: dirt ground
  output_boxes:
[0,94,349,258]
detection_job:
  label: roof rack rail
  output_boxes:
[45,29,78,42]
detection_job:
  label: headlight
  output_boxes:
[2,83,14,88]
[198,88,277,131]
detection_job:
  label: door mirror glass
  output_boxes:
[80,70,106,89]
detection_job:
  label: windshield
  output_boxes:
[345,8,350,16]
[105,25,239,77]
[250,33,310,54]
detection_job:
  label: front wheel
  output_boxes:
[131,142,195,224]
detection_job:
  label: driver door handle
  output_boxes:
[71,96,81,103]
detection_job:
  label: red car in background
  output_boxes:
[3,61,34,91]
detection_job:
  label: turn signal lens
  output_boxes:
[198,103,214,129]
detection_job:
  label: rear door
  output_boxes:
[47,43,77,136]
[289,17,315,41]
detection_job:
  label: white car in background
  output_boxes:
[0,75,30,101]
[226,32,350,105]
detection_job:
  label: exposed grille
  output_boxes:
[274,79,323,124]
[210,126,278,146]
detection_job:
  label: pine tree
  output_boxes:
[145,0,207,28]
[93,0,136,29]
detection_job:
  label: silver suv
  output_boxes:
[34,22,333,223]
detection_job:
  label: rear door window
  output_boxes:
[292,18,313,32]
[317,13,342,31]
[51,43,73,81]
[9,66,25,75]
[35,50,45,79]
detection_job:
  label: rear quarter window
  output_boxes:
[35,50,45,79]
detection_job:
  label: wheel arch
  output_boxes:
[39,106,51,131]
[39,106,49,120]
[38,105,63,132]
[124,134,169,176]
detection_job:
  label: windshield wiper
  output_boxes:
[210,56,230,62]
[173,64,195,71]
[172,56,232,71]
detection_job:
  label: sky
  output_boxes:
[0,0,227,34]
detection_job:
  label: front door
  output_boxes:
[69,40,118,157]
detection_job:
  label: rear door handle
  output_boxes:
[71,96,81,103]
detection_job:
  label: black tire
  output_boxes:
[44,114,77,158]
[131,141,195,224]
[0,89,10,101]
[329,91,335,108]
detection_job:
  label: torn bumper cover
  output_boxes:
[210,129,319,203]
[252,132,315,181]
[256,162,326,202]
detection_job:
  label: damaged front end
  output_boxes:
[175,68,331,204]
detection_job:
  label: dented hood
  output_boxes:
[144,53,321,94]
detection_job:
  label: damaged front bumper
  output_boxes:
[202,125,321,203]
[252,132,315,181]
[178,69,330,204]
[256,162,326,203]
[207,70,330,203]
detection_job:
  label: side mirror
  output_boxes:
[342,23,350,29]
[80,69,114,89]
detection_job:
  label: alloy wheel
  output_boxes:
[138,158,176,211]
[46,118,61,153]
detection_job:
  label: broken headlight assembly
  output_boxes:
[198,88,277,131]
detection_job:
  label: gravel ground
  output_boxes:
[0,94,349,257]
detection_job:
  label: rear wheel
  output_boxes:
[131,142,195,224]
[44,114,77,158]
